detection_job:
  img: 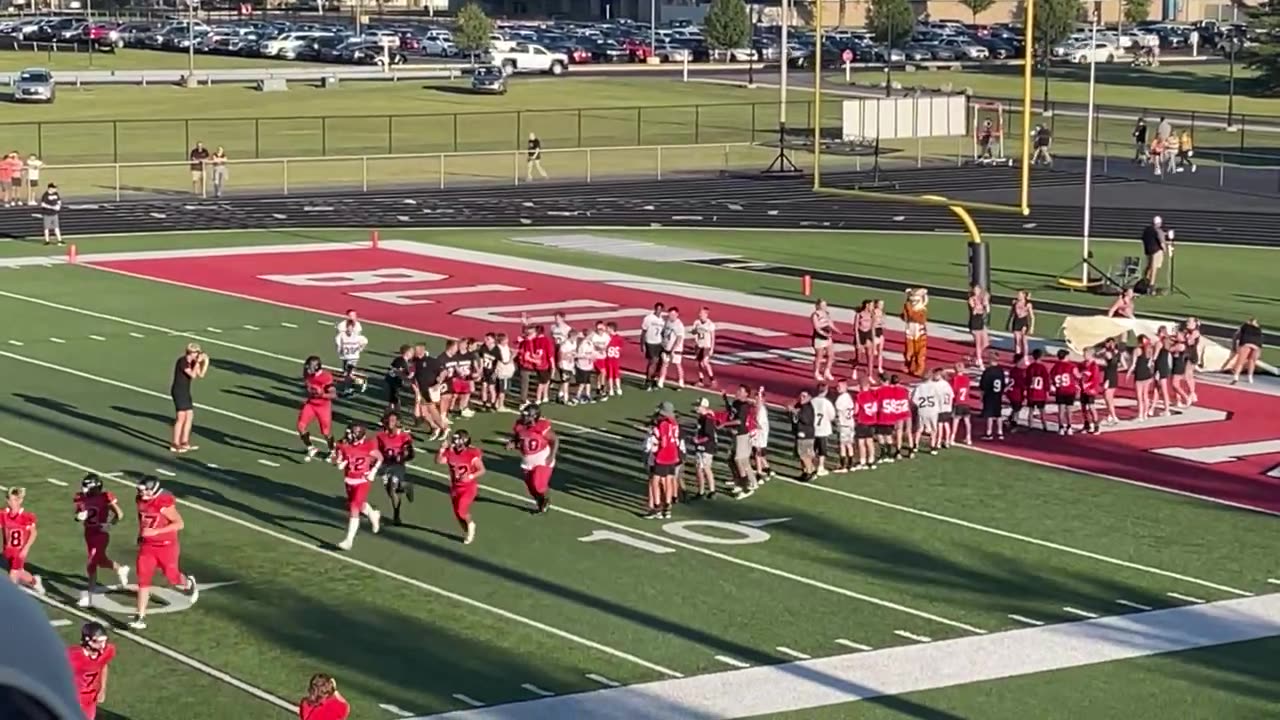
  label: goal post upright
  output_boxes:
[1020,0,1035,215]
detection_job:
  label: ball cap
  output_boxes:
[658,401,676,417]
[694,398,710,409]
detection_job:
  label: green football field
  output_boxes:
[2,227,1278,719]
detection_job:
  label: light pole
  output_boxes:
[649,0,656,59]
[884,15,893,98]
[1080,12,1100,286]
[1226,36,1241,129]
[187,0,196,83]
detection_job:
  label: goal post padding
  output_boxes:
[840,96,967,142]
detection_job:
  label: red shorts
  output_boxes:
[136,543,182,589]
[593,359,606,374]
[605,358,621,381]
[345,481,371,515]
[3,549,25,573]
[85,532,113,570]
[523,464,552,496]
[79,700,97,720]
[450,378,472,394]
[450,481,478,522]
[297,402,333,436]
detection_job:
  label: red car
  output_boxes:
[623,38,652,61]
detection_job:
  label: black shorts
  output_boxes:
[574,367,593,385]
[856,330,874,345]
[341,360,357,376]
[1011,316,1029,333]
[1054,393,1077,407]
[968,314,986,331]
[874,327,883,339]
[855,425,875,439]
[814,436,828,457]
[1029,399,1047,410]
[652,462,680,477]
[952,405,970,418]
[644,343,663,362]
[386,378,403,403]
[875,424,892,436]
[1009,399,1023,413]
[695,347,711,362]
[1079,393,1095,407]
[980,394,1002,419]
[938,412,953,425]
[381,464,408,491]
[171,390,193,413]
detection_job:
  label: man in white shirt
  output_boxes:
[640,302,666,390]
[550,311,573,392]
[573,330,596,404]
[335,319,369,396]
[588,321,611,400]
[811,385,836,477]
[690,307,717,386]
[557,333,577,404]
[335,309,362,337]
[832,379,857,473]
[658,306,687,390]
[911,370,954,455]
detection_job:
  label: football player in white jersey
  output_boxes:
[832,379,857,473]
[751,386,774,481]
[690,307,717,387]
[335,319,369,396]
[573,330,596,405]
[658,307,687,390]
[557,332,577,405]
[911,369,954,455]
[588,321,611,401]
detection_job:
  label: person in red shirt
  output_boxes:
[132,476,197,630]
[334,423,383,551]
[298,673,350,720]
[1078,347,1105,435]
[646,402,684,519]
[948,362,973,446]
[298,355,338,463]
[507,403,559,514]
[1025,348,1051,432]
[605,321,625,397]
[534,324,555,404]
[853,375,881,469]
[376,412,415,527]
[437,429,485,544]
[1005,354,1027,430]
[68,622,116,720]
[1050,348,1081,435]
[2,487,44,595]
[875,375,912,461]
[74,473,130,608]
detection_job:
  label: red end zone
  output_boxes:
[90,244,1280,515]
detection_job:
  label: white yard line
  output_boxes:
[129,332,146,338]
[257,459,281,468]
[412,593,1280,720]
[833,639,873,651]
[49,619,72,627]
[1063,607,1100,619]
[0,433,684,680]
[1167,592,1206,604]
[45,477,68,487]
[1116,599,1154,611]
[36,593,295,713]
[6,340,22,346]
[585,674,621,688]
[379,704,416,718]
[48,337,65,343]
[243,325,261,331]
[1269,579,1280,586]
[714,656,751,668]
[88,335,106,341]
[1007,614,1045,627]
[520,684,555,697]
[153,468,176,477]
[0,346,990,636]
[451,695,485,708]
[893,631,932,643]
[774,647,812,660]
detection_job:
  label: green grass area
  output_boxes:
[0,47,302,72]
[0,77,805,164]
[0,227,1276,718]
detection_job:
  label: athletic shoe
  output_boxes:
[127,616,147,630]
[464,521,476,545]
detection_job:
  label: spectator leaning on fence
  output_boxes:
[24,154,43,206]
[210,147,229,198]
[0,151,13,207]
[3,152,23,207]
[40,182,62,247]
[188,141,210,196]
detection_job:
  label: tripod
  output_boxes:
[763,122,801,175]
[1055,251,1124,293]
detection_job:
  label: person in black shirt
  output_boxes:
[170,342,209,453]
[1031,125,1053,166]
[39,182,61,247]
[526,132,548,181]
[1230,317,1264,385]
[692,398,720,499]
[1132,117,1149,165]
[720,385,758,497]
[791,389,817,482]
[189,141,210,195]
[385,344,413,412]
[454,338,478,418]
[977,354,1007,441]
[1140,216,1169,291]
[477,333,501,411]
[410,344,447,440]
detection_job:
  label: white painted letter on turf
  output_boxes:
[350,284,525,306]
[579,530,676,554]
[258,268,447,287]
[662,520,771,546]
[1151,439,1280,477]
[89,582,235,616]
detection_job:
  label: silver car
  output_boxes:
[470,65,507,94]
[12,67,54,103]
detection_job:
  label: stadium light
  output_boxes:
[1080,12,1100,286]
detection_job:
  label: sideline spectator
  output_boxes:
[40,182,62,247]
[1140,215,1169,290]
[210,146,229,198]
[1030,125,1052,167]
[1175,129,1196,173]
[189,141,210,196]
[526,132,548,182]
[1131,117,1148,165]
[24,153,43,206]
[0,151,13,206]
[3,152,22,206]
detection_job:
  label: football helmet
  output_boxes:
[80,473,103,495]
[519,403,541,424]
[136,475,162,500]
[80,622,109,652]
[344,423,366,444]
[450,430,472,450]
[303,355,323,376]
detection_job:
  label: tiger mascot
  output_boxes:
[902,288,929,376]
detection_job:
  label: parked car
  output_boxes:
[470,65,508,94]
[652,40,691,63]
[422,36,457,56]
[12,67,54,103]
[489,43,569,75]
[345,43,407,66]
[937,37,988,60]
[901,44,934,62]
[1069,41,1119,64]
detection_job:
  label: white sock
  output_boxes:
[361,503,373,518]
[344,517,359,544]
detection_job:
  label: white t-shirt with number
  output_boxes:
[558,340,576,371]
[662,318,686,355]
[912,380,953,418]
[589,330,609,360]
[335,331,368,362]
[691,318,716,349]
[575,339,595,371]
[641,312,664,344]
[811,396,835,438]
[834,391,856,429]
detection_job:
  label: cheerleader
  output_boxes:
[1100,338,1125,426]
[1152,332,1174,416]
[1007,291,1035,358]
[854,300,875,373]
[1126,335,1155,421]
[1182,317,1201,404]
[871,299,886,375]
[967,285,991,369]
[811,299,838,382]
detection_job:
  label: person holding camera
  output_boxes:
[1141,216,1173,293]
[170,343,210,453]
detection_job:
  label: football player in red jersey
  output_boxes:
[645,402,684,519]
[2,487,44,595]
[852,375,881,470]
[74,473,130,608]
[298,673,350,720]
[298,355,338,463]
[437,429,486,544]
[1078,347,1105,435]
[1049,348,1081,435]
[948,362,974,446]
[131,475,197,630]
[604,322,625,397]
[68,621,116,720]
[506,403,558,514]
[334,423,383,551]
[376,412,415,527]
[1025,348,1052,432]
[1005,354,1027,430]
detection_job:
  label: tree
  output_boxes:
[703,0,751,50]
[866,0,914,46]
[1121,0,1150,25]
[1034,0,1081,49]
[454,3,493,61]
[1244,1,1280,95]
[959,0,996,24]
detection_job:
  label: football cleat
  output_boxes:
[80,621,109,652]
[369,509,382,535]
[127,616,147,631]
[136,475,162,501]
[116,565,131,589]
[76,592,92,609]
[463,521,476,545]
[305,446,319,462]
[303,355,323,376]
[80,473,103,495]
[336,539,353,552]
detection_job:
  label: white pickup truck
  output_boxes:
[488,43,569,76]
